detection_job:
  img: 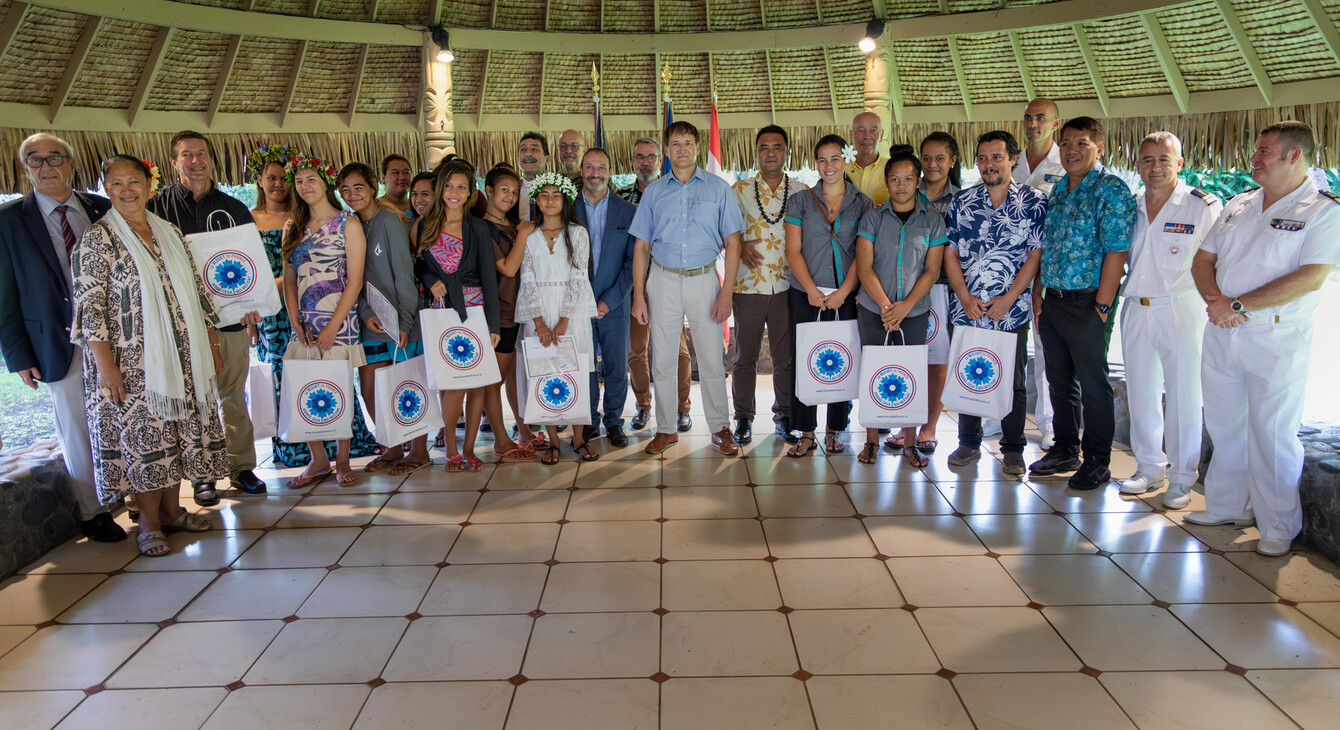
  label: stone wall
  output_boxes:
[0,439,81,579]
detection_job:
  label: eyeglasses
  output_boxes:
[24,155,68,169]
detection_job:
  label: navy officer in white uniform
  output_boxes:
[1188,120,1340,557]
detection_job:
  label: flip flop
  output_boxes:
[540,445,561,465]
[445,455,466,472]
[465,456,486,472]
[162,508,211,533]
[364,451,401,473]
[388,457,431,474]
[493,447,537,461]
[336,470,360,486]
[883,432,906,450]
[858,442,878,464]
[916,439,938,454]
[902,445,929,468]
[137,530,170,557]
[288,469,332,489]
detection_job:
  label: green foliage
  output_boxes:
[1178,169,1258,200]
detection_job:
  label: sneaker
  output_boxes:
[1256,537,1292,557]
[193,480,220,507]
[1118,471,1167,495]
[1002,452,1026,476]
[1067,458,1112,491]
[947,445,981,466]
[1184,510,1255,527]
[1029,450,1081,476]
[1162,482,1193,510]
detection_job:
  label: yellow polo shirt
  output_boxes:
[845,156,889,207]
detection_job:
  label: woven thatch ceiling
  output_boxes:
[0,0,1338,135]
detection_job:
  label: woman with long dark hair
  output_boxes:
[415,159,500,472]
[408,171,436,221]
[513,172,598,465]
[783,133,872,457]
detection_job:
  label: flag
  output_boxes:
[593,96,607,149]
[706,100,732,185]
[661,97,673,176]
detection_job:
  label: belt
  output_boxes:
[1046,287,1097,300]
[1238,311,1306,326]
[653,259,716,278]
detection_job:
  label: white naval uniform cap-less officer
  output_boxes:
[1190,163,1340,555]
[1118,178,1222,506]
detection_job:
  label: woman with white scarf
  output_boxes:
[71,155,228,557]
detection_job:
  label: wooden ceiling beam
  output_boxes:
[278,40,308,128]
[368,0,381,22]
[1008,31,1036,101]
[48,16,102,123]
[1299,0,1340,67]
[538,51,548,127]
[128,26,172,127]
[2,102,419,133]
[477,49,490,129]
[948,37,972,122]
[0,2,30,60]
[887,45,905,125]
[823,46,838,123]
[1071,23,1110,116]
[345,43,369,128]
[765,49,777,123]
[1214,0,1272,106]
[1140,12,1189,113]
[206,33,243,127]
[428,0,442,25]
[814,0,823,24]
[306,1,322,17]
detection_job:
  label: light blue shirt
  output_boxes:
[583,191,610,269]
[34,190,91,294]
[628,167,744,269]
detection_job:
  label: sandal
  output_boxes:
[883,432,905,450]
[288,469,331,489]
[824,433,847,454]
[916,438,938,454]
[858,442,878,464]
[540,445,561,466]
[787,435,818,458]
[493,447,537,461]
[465,456,486,472]
[137,530,170,557]
[434,430,446,449]
[388,456,431,474]
[902,445,929,468]
[445,454,466,472]
[364,450,401,473]
[572,438,600,462]
[523,434,549,450]
[336,469,360,486]
[162,508,211,533]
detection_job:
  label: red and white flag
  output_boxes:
[706,99,732,185]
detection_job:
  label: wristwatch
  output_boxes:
[1230,298,1245,314]
[1095,302,1112,315]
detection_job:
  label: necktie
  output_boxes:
[54,204,77,258]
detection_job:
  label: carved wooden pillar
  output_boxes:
[862,42,894,142]
[423,38,454,169]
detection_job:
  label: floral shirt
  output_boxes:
[731,175,800,295]
[1040,163,1136,290]
[946,182,1048,330]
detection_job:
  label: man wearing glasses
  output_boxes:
[0,133,125,543]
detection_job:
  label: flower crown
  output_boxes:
[140,158,161,194]
[284,153,339,187]
[527,171,579,202]
[244,144,300,183]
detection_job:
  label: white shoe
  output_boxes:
[1184,510,1255,527]
[1040,430,1055,451]
[1119,471,1167,495]
[1162,483,1193,510]
[1256,538,1292,557]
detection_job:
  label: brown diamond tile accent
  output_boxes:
[361,522,374,529]
[529,610,546,618]
[901,604,919,612]
[387,489,400,495]
[84,685,104,696]
[1152,600,1171,609]
[1095,550,1112,558]
[263,526,277,532]
[35,621,56,629]
[792,670,813,681]
[226,681,245,691]
[874,553,890,561]
[556,519,570,525]
[282,615,300,623]
[655,517,668,523]
[852,513,866,520]
[216,567,232,575]
[755,516,767,522]
[1027,602,1045,610]
[543,559,559,566]
[367,678,386,688]
[158,619,176,628]
[654,558,668,564]
[777,606,794,614]
[763,555,779,563]
[653,608,669,616]
[1052,510,1066,516]
[326,564,340,571]
[650,672,670,683]
[508,674,528,685]
[1208,548,1225,555]
[108,568,125,576]
[405,612,423,621]
[1080,666,1102,677]
[1225,664,1248,676]
[1279,598,1298,607]
[984,551,1001,559]
[746,483,757,488]
[478,488,489,494]
[935,668,957,680]
[834,479,846,486]
[458,521,472,527]
[952,511,967,518]
[435,561,450,568]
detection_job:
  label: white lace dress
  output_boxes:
[514,224,598,359]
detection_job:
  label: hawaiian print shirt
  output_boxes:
[731,175,801,295]
[1040,163,1136,290]
[945,182,1048,331]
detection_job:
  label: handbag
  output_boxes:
[925,284,950,366]
[519,339,591,426]
[857,330,928,429]
[371,352,444,447]
[184,220,281,326]
[795,308,861,406]
[940,322,1018,420]
[420,306,502,390]
[278,353,355,442]
[246,361,277,440]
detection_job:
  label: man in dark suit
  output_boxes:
[0,133,124,542]
[575,148,636,448]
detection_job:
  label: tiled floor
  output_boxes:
[3,377,1340,729]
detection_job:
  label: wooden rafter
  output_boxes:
[278,40,308,128]
[704,0,711,31]
[765,48,777,123]
[887,45,904,124]
[598,0,604,32]
[477,49,490,128]
[128,26,172,126]
[1140,12,1189,113]
[538,51,548,127]
[1214,0,1272,106]
[428,0,442,25]
[654,51,663,131]
[759,0,769,27]
[206,34,243,127]
[368,0,381,22]
[306,0,321,17]
[1008,30,1036,101]
[0,2,30,59]
[948,37,972,121]
[822,46,838,123]
[48,17,102,122]
[653,0,660,33]
[1071,23,1110,116]
[1299,0,1340,67]
[814,0,823,24]
[345,43,369,128]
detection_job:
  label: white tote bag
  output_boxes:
[940,324,1018,420]
[278,356,355,442]
[246,361,277,440]
[925,284,950,366]
[795,312,862,406]
[372,354,445,447]
[185,222,281,326]
[421,306,501,390]
[857,331,928,429]
[521,370,591,426]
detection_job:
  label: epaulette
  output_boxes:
[1321,189,1340,205]
[1189,188,1219,206]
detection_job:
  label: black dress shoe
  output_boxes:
[775,420,798,444]
[232,470,267,495]
[734,418,753,444]
[1067,458,1112,491]
[582,425,599,443]
[677,412,693,432]
[193,480,220,507]
[1029,450,1082,476]
[607,425,629,448]
[631,409,651,431]
[81,512,127,542]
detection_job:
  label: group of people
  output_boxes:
[1,95,1336,558]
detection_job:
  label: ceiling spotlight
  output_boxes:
[431,26,454,63]
[860,19,885,53]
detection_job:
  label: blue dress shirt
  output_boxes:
[628,167,744,269]
[583,191,610,268]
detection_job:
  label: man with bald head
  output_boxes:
[557,130,585,178]
[845,110,890,206]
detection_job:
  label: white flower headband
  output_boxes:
[528,171,579,202]
[841,144,858,164]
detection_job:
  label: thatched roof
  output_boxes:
[0,0,1338,189]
